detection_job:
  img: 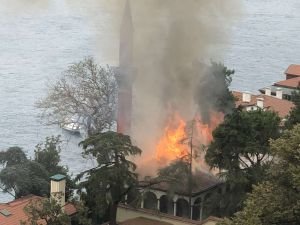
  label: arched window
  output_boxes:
[143,192,157,210]
[192,197,202,220]
[176,198,189,218]
[159,195,174,215]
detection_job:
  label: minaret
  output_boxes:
[116,0,134,135]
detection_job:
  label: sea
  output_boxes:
[1,0,300,202]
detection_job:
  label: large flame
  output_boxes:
[156,111,223,167]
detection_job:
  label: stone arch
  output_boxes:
[202,193,212,220]
[159,195,174,214]
[176,198,189,218]
[126,189,139,207]
[143,191,157,210]
[192,197,202,220]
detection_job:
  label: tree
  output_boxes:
[205,108,281,216]
[194,62,235,122]
[0,160,49,198]
[76,131,142,225]
[220,124,300,225]
[36,57,118,136]
[0,136,72,199]
[34,136,75,199]
[0,146,27,167]
[285,88,300,129]
[34,136,66,175]
[21,197,70,225]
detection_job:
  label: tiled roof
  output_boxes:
[0,195,76,225]
[274,77,300,88]
[232,91,294,118]
[141,171,222,196]
[285,64,300,76]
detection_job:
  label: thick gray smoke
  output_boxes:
[119,0,241,174]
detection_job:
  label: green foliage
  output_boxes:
[34,136,65,175]
[0,136,73,199]
[76,131,142,224]
[221,124,300,225]
[209,62,235,114]
[194,62,235,121]
[0,161,49,198]
[0,146,27,167]
[285,88,300,129]
[70,200,92,225]
[205,108,281,216]
[21,197,70,225]
[34,136,74,199]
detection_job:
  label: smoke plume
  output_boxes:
[117,0,241,175]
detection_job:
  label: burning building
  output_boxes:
[114,0,239,222]
[116,0,236,174]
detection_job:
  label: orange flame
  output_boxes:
[155,111,223,167]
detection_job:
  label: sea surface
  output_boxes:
[1,0,300,202]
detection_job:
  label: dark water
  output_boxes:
[1,0,300,201]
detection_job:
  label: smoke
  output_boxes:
[120,0,241,175]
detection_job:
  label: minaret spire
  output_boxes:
[116,0,134,135]
[119,0,133,68]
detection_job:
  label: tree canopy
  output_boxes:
[194,62,235,122]
[205,108,281,215]
[21,197,70,225]
[285,88,300,129]
[0,136,72,199]
[76,131,142,225]
[36,57,117,136]
[220,124,300,225]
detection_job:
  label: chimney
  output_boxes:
[265,88,271,96]
[50,174,66,209]
[276,88,283,99]
[242,91,251,103]
[256,97,264,109]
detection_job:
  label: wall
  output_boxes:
[117,205,219,225]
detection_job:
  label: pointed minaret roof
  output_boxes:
[119,0,133,68]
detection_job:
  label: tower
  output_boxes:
[50,174,66,209]
[116,0,134,135]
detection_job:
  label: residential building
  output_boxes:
[259,64,300,100]
[0,175,77,225]
[233,91,294,119]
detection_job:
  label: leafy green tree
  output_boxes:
[0,160,49,198]
[21,197,70,225]
[0,136,73,199]
[0,146,27,166]
[34,136,66,175]
[220,124,300,225]
[205,108,281,216]
[34,136,74,199]
[285,88,300,129]
[76,131,142,225]
[194,62,235,121]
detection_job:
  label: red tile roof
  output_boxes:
[275,77,300,88]
[232,91,294,118]
[285,64,300,76]
[0,195,76,225]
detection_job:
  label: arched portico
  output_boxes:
[143,191,157,210]
[176,198,189,218]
